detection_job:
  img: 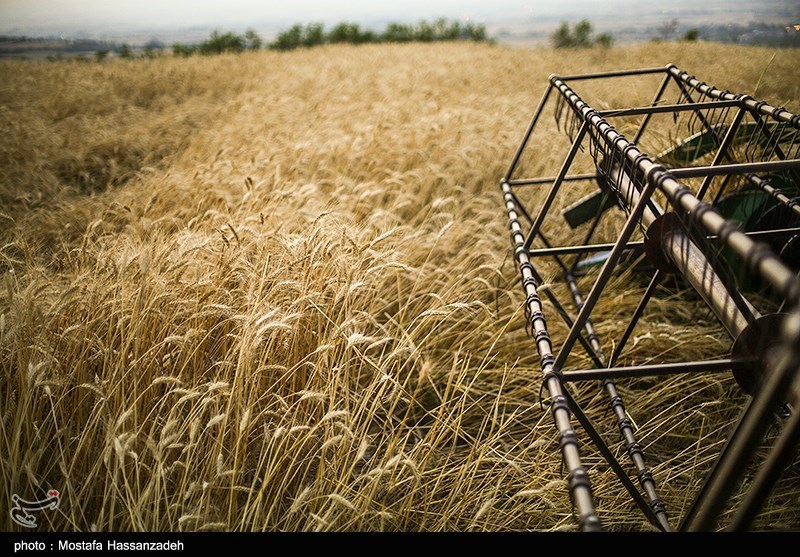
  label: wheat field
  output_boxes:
[1,41,799,532]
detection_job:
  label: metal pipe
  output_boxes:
[527,228,800,259]
[525,123,589,249]
[669,66,800,127]
[600,99,740,118]
[501,179,601,531]
[669,159,800,179]
[508,173,597,187]
[557,67,667,81]
[632,73,672,144]
[608,163,755,339]
[562,359,737,382]
[504,84,553,182]
[747,175,800,218]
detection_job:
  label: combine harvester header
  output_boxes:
[500,64,800,531]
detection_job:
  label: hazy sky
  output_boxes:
[2,1,536,29]
[1,0,794,35]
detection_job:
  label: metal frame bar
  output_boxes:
[558,67,667,81]
[670,159,800,179]
[504,83,553,182]
[730,380,800,531]
[599,99,740,118]
[561,359,738,382]
[528,241,642,257]
[508,173,597,187]
[515,188,670,531]
[696,108,746,200]
[681,312,800,531]
[526,228,800,259]
[524,123,589,249]
[632,73,671,144]
[669,65,799,125]
[501,179,601,531]
[608,270,662,368]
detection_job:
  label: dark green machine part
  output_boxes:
[710,173,800,294]
[563,190,616,229]
[564,116,799,279]
[562,121,796,232]
[658,122,797,166]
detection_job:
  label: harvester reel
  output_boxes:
[499,65,800,531]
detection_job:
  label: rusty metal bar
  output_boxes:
[501,178,601,531]
[508,173,597,187]
[632,72,672,144]
[524,122,589,249]
[696,108,746,200]
[599,99,740,118]
[504,83,553,183]
[670,159,800,179]
[562,359,738,382]
[608,270,662,368]
[559,67,667,81]
[669,66,800,126]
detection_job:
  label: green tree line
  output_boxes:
[173,30,263,56]
[270,18,488,51]
[171,19,489,57]
[271,19,488,51]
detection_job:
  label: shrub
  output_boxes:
[435,18,460,41]
[683,29,700,42]
[415,20,436,42]
[552,22,573,48]
[383,23,414,43]
[463,22,488,42]
[172,43,197,57]
[142,47,161,59]
[596,33,614,48]
[657,19,679,41]
[244,29,263,50]
[302,23,325,48]
[551,20,613,48]
[573,20,593,47]
[272,25,303,51]
[328,22,371,44]
[199,31,245,55]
